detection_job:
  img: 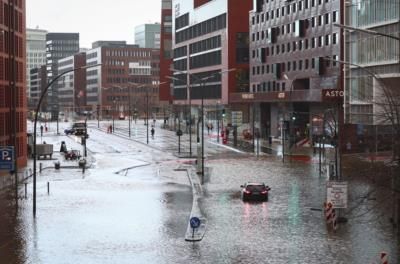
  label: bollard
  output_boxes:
[24,182,27,199]
[47,182,50,195]
[40,163,42,172]
[79,159,86,173]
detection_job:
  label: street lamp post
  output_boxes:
[167,71,193,156]
[127,82,148,143]
[282,73,297,163]
[216,101,220,143]
[146,87,149,144]
[112,99,115,133]
[32,64,101,217]
[194,68,236,179]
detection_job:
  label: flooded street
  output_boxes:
[198,156,399,263]
[1,121,399,263]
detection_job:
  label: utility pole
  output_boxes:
[201,82,204,184]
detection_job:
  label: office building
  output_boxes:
[29,66,47,109]
[57,53,87,116]
[45,32,79,116]
[171,0,252,118]
[26,28,47,101]
[345,0,400,125]
[85,42,160,119]
[232,0,342,143]
[135,23,161,49]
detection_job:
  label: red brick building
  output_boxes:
[159,0,173,104]
[85,42,160,119]
[0,0,27,186]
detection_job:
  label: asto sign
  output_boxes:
[322,89,344,101]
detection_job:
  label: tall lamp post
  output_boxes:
[166,75,191,155]
[111,85,133,137]
[194,68,235,182]
[167,69,193,156]
[282,73,299,163]
[32,64,101,217]
[127,82,148,143]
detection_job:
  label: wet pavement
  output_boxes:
[0,120,399,263]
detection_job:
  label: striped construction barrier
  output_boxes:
[324,202,338,230]
[332,208,337,230]
[380,251,388,264]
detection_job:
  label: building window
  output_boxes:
[325,13,330,24]
[325,35,330,46]
[332,33,338,44]
[333,11,338,23]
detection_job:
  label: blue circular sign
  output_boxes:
[190,217,201,229]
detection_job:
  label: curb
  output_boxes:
[184,167,207,242]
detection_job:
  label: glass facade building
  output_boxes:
[135,24,161,49]
[345,0,400,125]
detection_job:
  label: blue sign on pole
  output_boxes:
[190,217,201,229]
[0,146,15,171]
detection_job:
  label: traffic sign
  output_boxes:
[0,146,15,171]
[190,217,201,229]
[231,111,243,126]
[327,181,348,208]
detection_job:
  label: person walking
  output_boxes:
[151,127,155,139]
[40,125,44,137]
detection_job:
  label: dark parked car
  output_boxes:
[72,122,86,135]
[64,128,75,135]
[240,183,271,201]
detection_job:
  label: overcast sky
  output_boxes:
[27,0,162,48]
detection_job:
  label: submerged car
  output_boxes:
[240,183,271,202]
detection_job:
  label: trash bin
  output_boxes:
[78,159,86,168]
[54,161,60,170]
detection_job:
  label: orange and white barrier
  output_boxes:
[380,251,388,264]
[324,202,338,230]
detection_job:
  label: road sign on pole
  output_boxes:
[231,111,243,126]
[327,181,348,208]
[0,146,15,171]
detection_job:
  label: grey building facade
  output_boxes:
[45,33,80,115]
[246,0,342,142]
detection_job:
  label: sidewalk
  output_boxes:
[0,129,92,191]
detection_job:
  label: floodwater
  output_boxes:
[1,120,398,263]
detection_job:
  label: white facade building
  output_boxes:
[26,28,47,98]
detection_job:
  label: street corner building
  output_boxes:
[0,0,27,189]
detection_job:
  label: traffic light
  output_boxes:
[222,109,225,117]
